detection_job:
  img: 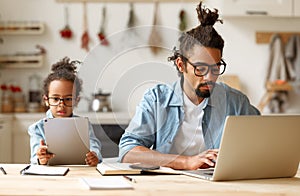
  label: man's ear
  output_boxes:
[176,57,185,72]
[74,96,80,107]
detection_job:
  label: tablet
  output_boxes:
[44,117,90,165]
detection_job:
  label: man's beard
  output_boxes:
[195,81,215,98]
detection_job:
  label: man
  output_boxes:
[118,2,260,170]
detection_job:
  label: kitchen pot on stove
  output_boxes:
[91,90,112,112]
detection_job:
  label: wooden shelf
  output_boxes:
[0,54,44,68]
[256,32,300,44]
[0,21,45,35]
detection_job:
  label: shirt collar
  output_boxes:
[46,109,54,118]
[168,79,184,106]
[207,83,226,108]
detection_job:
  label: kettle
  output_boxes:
[90,89,112,112]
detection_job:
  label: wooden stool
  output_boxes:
[258,81,292,112]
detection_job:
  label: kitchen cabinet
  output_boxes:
[13,113,44,163]
[294,0,300,16]
[0,114,13,163]
[205,0,294,17]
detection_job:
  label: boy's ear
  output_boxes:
[43,95,49,107]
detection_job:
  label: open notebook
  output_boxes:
[97,158,181,175]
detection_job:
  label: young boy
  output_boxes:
[28,57,102,166]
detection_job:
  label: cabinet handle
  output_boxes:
[246,10,268,16]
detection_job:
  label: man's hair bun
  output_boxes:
[196,2,223,27]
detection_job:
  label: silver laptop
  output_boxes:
[182,115,300,181]
[44,117,90,165]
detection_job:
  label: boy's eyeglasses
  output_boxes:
[47,97,74,107]
[181,56,226,77]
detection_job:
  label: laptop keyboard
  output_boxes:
[184,168,214,176]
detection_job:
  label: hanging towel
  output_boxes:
[266,34,289,82]
[285,34,300,94]
[265,34,289,113]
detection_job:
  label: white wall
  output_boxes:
[1,0,300,114]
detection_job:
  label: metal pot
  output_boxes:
[91,90,112,112]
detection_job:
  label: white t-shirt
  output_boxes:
[169,92,207,156]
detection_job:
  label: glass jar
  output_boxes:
[1,88,13,113]
[27,74,42,113]
[28,74,42,103]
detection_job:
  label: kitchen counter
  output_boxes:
[0,111,131,163]
[0,113,14,120]
[0,112,131,125]
[77,112,131,125]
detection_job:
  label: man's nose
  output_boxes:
[203,69,215,80]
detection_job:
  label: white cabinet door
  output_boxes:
[0,115,13,163]
[205,0,293,17]
[294,0,300,16]
[13,113,44,163]
[12,119,32,163]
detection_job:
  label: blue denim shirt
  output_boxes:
[28,109,102,164]
[118,80,260,161]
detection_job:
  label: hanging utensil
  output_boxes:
[127,2,135,28]
[118,3,140,53]
[148,2,162,55]
[81,2,89,51]
[97,5,109,46]
[179,9,187,32]
[60,6,73,39]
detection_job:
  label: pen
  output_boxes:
[123,175,136,183]
[20,165,31,175]
[0,167,6,175]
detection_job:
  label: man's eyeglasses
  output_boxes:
[182,56,226,77]
[46,97,74,107]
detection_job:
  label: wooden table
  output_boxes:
[0,164,299,196]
